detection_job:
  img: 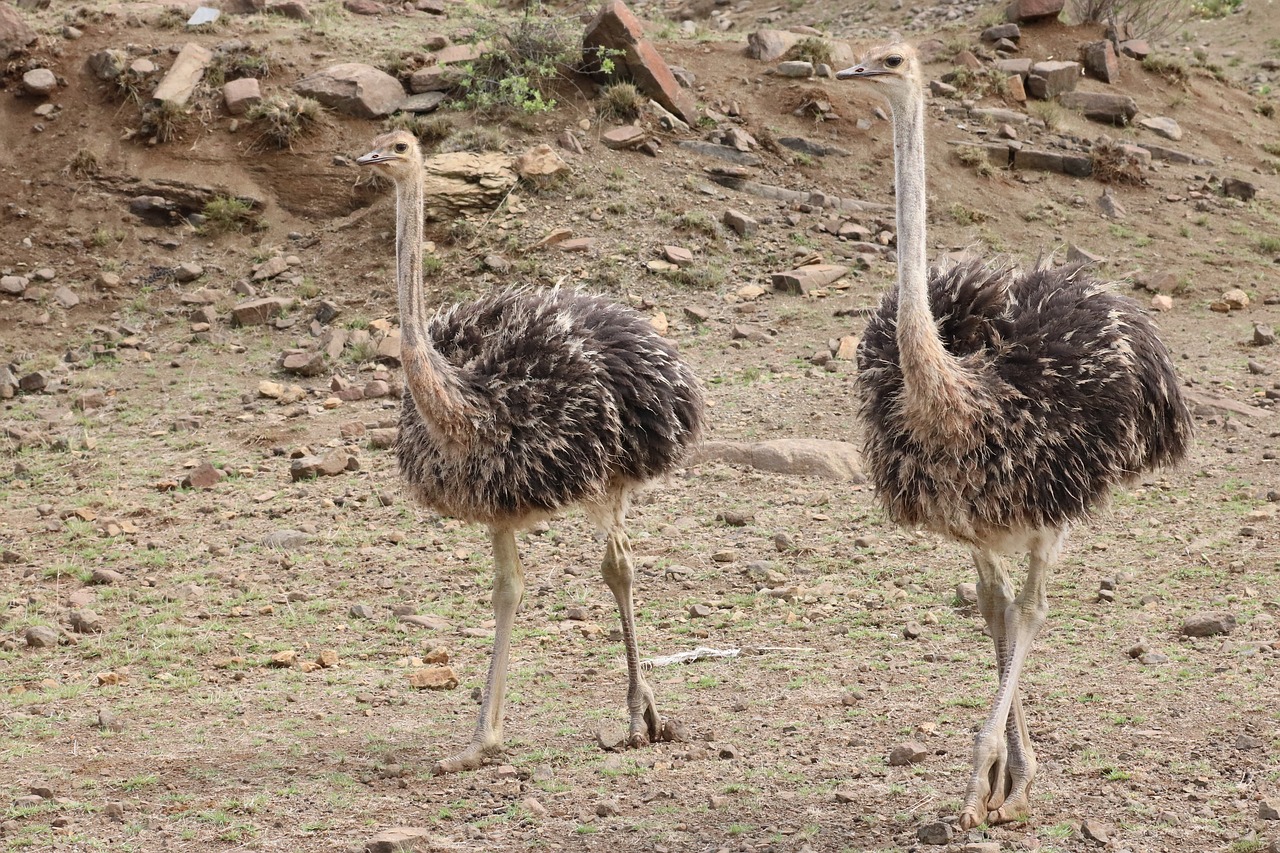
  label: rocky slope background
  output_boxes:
[1,0,1279,850]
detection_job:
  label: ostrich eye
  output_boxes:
[885,55,903,68]
[394,142,408,153]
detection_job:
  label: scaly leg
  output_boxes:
[594,490,661,746]
[959,529,1063,829]
[434,525,524,775]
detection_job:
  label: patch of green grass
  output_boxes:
[1142,54,1190,85]
[597,82,643,122]
[438,126,506,153]
[384,112,455,149]
[201,196,259,235]
[455,15,579,115]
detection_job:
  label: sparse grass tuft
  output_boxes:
[138,101,187,144]
[246,94,323,149]
[784,37,833,67]
[384,113,455,149]
[1027,100,1064,129]
[1142,54,1190,86]
[438,126,506,153]
[955,146,994,177]
[205,45,273,90]
[597,82,643,122]
[65,148,100,177]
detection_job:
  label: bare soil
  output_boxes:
[2,1,1279,851]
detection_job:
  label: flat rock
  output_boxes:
[232,296,292,326]
[1138,116,1182,140]
[365,827,433,853]
[262,529,310,549]
[1182,611,1236,636]
[678,140,761,166]
[981,23,1021,41]
[722,208,758,237]
[771,263,848,294]
[776,60,813,77]
[695,438,863,481]
[1005,0,1063,20]
[153,42,213,107]
[917,820,953,845]
[407,666,458,690]
[602,125,646,149]
[777,136,849,157]
[1027,60,1080,99]
[281,350,327,377]
[407,66,460,93]
[401,91,446,113]
[1058,91,1138,124]
[294,62,404,118]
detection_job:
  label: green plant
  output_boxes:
[205,46,273,89]
[597,82,642,121]
[1027,100,1064,130]
[454,14,579,115]
[1191,0,1241,16]
[201,196,258,234]
[246,94,323,149]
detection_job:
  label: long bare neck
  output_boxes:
[888,84,978,432]
[394,168,475,449]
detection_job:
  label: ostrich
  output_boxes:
[835,46,1192,827]
[356,131,705,774]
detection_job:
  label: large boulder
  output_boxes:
[583,0,698,126]
[1006,0,1064,21]
[1081,40,1119,83]
[0,1,38,60]
[293,62,404,118]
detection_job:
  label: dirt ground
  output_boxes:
[1,0,1279,850]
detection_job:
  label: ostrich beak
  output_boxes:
[355,151,390,166]
[835,66,887,80]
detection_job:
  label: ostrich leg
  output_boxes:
[434,526,524,774]
[596,492,661,746]
[959,530,1062,828]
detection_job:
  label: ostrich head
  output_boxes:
[834,44,922,108]
[356,130,422,181]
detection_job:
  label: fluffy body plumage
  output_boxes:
[397,286,704,525]
[858,259,1190,546]
[357,130,705,775]
[837,44,1192,830]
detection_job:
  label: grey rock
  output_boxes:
[223,77,261,116]
[262,529,310,549]
[981,23,1021,41]
[1253,323,1276,346]
[294,62,405,118]
[86,49,127,80]
[678,140,761,166]
[1222,177,1257,201]
[69,610,104,634]
[0,275,28,295]
[21,68,57,97]
[777,136,849,157]
[1182,611,1236,637]
[695,438,863,481]
[1137,116,1182,141]
[153,42,213,107]
[1058,90,1138,124]
[25,625,59,648]
[722,208,758,236]
[776,60,814,78]
[888,741,928,765]
[1026,60,1080,99]
[916,820,953,845]
[349,604,375,620]
[1082,40,1119,83]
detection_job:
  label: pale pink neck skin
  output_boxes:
[391,159,476,450]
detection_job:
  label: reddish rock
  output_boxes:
[408,66,460,92]
[223,77,262,115]
[232,296,293,326]
[343,0,385,13]
[583,0,697,126]
[182,462,224,489]
[771,264,849,295]
[602,125,646,149]
[266,0,312,19]
[1119,39,1150,59]
[1005,73,1026,102]
[434,44,484,65]
[1081,40,1119,83]
[153,42,213,108]
[0,2,38,61]
[294,63,404,118]
[1005,0,1064,21]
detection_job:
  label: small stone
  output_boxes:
[522,796,547,818]
[25,625,59,648]
[173,262,204,282]
[596,724,627,751]
[97,709,124,732]
[1254,324,1276,346]
[1137,116,1182,141]
[181,462,224,489]
[1182,611,1236,637]
[1235,733,1265,750]
[601,125,647,150]
[916,820,953,845]
[407,666,458,689]
[722,208,758,237]
[90,569,125,585]
[365,827,432,853]
[663,245,694,266]
[271,650,298,667]
[688,603,713,618]
[777,60,814,78]
[316,649,339,668]
[888,741,928,766]
[349,604,375,620]
[69,610,104,634]
[955,582,978,606]
[1259,800,1279,820]
[22,68,57,97]
[595,799,622,817]
[1223,288,1250,310]
[1081,818,1110,845]
[1150,294,1173,312]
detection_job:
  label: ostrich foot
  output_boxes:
[626,683,661,748]
[959,748,1035,828]
[958,737,1011,829]
[432,741,500,776]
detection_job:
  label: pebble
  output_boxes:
[595,799,622,817]
[1182,611,1236,637]
[407,666,457,689]
[1081,818,1110,845]
[888,741,928,766]
[916,821,953,845]
[25,625,59,648]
